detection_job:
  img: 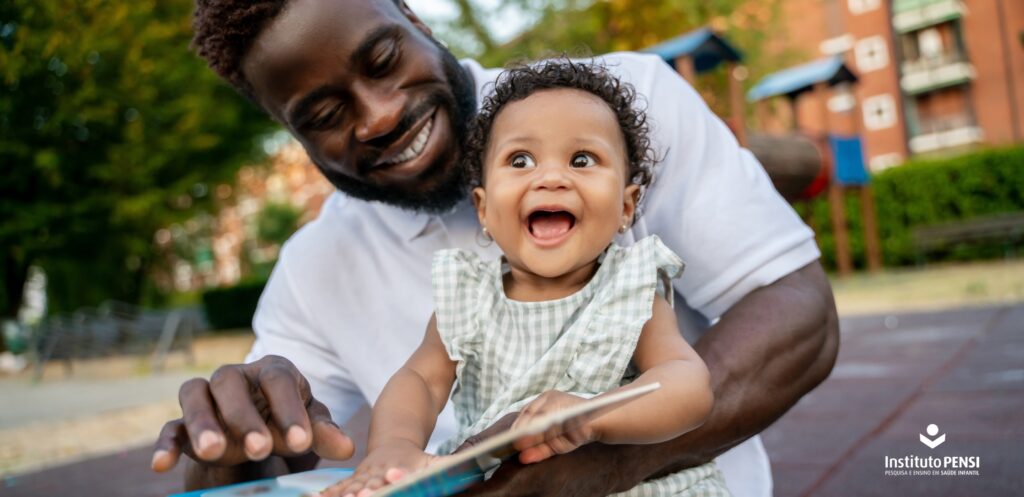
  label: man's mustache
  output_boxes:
[356,93,450,174]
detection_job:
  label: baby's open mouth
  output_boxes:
[528,210,576,241]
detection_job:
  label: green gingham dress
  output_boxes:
[432,235,731,497]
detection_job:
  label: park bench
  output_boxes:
[912,212,1024,263]
[30,301,204,380]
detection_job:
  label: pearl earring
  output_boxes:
[619,223,629,234]
[476,226,493,247]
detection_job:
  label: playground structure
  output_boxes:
[647,29,883,276]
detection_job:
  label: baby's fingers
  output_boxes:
[519,434,582,464]
[518,442,556,464]
[318,474,365,497]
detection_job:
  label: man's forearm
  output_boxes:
[614,261,840,482]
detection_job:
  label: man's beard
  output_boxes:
[319,40,477,214]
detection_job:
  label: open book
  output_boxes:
[172,382,659,497]
[371,382,661,497]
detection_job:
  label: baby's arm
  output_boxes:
[322,314,456,497]
[514,295,713,463]
[589,294,713,444]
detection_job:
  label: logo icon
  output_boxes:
[920,424,946,449]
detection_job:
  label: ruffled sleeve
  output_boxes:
[565,236,685,388]
[431,249,491,366]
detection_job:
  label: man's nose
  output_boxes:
[352,83,406,143]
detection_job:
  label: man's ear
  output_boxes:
[472,187,487,226]
[397,1,433,37]
[623,184,640,226]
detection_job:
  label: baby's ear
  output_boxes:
[623,184,641,225]
[472,187,487,225]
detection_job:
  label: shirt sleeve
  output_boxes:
[620,54,820,320]
[246,241,366,426]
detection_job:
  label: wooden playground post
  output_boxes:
[850,97,883,273]
[814,82,853,277]
[674,55,697,84]
[728,62,747,147]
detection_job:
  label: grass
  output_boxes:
[830,258,1024,315]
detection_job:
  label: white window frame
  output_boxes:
[855,36,890,73]
[863,94,897,131]
[848,0,880,15]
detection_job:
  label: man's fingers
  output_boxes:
[308,399,355,460]
[151,419,187,472]
[178,378,227,461]
[209,365,273,461]
[258,363,313,453]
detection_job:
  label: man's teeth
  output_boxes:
[386,116,433,165]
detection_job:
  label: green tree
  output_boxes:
[0,0,277,332]
[257,202,303,247]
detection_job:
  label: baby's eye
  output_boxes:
[510,153,536,169]
[571,152,596,168]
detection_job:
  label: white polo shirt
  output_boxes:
[247,52,820,497]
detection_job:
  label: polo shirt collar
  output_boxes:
[372,201,432,242]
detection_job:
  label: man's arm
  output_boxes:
[462,260,839,496]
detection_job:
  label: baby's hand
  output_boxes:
[511,390,597,464]
[318,442,435,497]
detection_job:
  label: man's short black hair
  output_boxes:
[191,0,401,99]
[465,59,656,198]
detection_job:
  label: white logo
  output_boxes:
[919,424,946,449]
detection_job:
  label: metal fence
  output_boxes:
[29,301,207,380]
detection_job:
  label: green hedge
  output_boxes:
[201,279,268,331]
[799,146,1024,270]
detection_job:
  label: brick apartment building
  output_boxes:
[774,0,1024,170]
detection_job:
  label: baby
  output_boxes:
[325,59,730,497]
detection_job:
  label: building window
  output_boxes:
[820,34,855,55]
[863,94,897,130]
[918,28,943,59]
[848,0,880,15]
[855,36,889,73]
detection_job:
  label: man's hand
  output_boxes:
[150,355,355,480]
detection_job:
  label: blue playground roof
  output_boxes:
[645,27,743,74]
[747,56,858,102]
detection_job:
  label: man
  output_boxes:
[152,0,840,495]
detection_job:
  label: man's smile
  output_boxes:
[367,106,447,184]
[374,106,436,168]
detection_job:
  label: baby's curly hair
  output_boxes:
[465,59,656,198]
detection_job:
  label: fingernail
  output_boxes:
[150,450,168,470]
[245,432,269,458]
[287,425,308,450]
[198,430,221,454]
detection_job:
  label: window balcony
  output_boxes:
[901,53,974,94]
[892,0,965,33]
[908,114,983,153]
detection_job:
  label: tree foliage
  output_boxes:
[0,0,277,321]
[433,0,797,117]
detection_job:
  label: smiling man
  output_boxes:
[152,1,840,496]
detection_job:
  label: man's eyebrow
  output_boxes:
[288,85,340,128]
[350,24,402,68]
[286,25,402,128]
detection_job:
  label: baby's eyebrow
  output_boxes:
[568,136,616,150]
[491,135,542,150]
